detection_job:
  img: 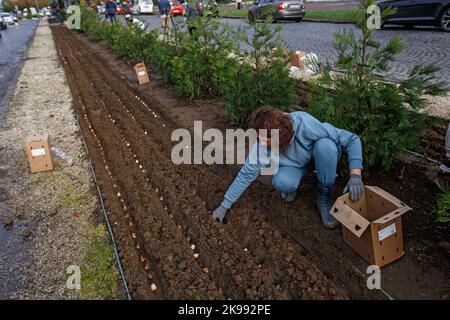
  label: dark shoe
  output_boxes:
[317,183,339,229]
[280,190,297,202]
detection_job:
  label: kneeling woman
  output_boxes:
[212,108,364,229]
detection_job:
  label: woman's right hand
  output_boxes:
[212,205,228,223]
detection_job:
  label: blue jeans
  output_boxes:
[272,138,339,193]
[107,13,116,23]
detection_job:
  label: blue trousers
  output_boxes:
[272,138,339,193]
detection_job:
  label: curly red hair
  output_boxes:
[250,107,294,153]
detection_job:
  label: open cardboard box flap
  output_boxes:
[366,186,412,225]
[372,206,411,225]
[366,186,409,208]
[331,198,370,238]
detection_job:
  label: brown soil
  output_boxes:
[51,25,450,300]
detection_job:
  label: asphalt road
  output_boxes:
[0,20,39,123]
[136,15,450,87]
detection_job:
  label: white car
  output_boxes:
[1,12,15,24]
[22,7,38,17]
[133,0,154,15]
[97,5,106,14]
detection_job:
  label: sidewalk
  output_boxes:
[0,20,118,299]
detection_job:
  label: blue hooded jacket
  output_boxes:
[158,0,171,14]
[221,111,363,209]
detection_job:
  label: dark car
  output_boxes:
[377,0,450,31]
[248,0,305,23]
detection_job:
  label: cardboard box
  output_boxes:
[290,51,306,69]
[25,134,54,173]
[331,186,411,267]
[134,62,150,85]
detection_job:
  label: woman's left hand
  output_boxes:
[343,173,364,202]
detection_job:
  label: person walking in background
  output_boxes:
[158,0,171,31]
[105,0,117,23]
[236,0,243,10]
[184,0,200,39]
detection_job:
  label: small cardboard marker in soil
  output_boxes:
[290,50,306,69]
[134,62,150,85]
[25,134,54,173]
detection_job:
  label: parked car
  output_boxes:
[44,8,52,17]
[116,4,125,15]
[97,5,106,14]
[377,0,450,31]
[169,0,184,15]
[0,14,7,30]
[248,0,305,23]
[11,12,19,22]
[1,12,15,25]
[23,7,38,17]
[133,0,154,15]
[122,2,134,14]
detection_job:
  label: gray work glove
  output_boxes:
[212,205,228,223]
[343,174,364,202]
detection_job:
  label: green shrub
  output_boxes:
[308,0,445,171]
[219,19,298,125]
[435,181,450,224]
[167,17,235,98]
[79,6,297,125]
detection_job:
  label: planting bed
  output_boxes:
[52,25,450,300]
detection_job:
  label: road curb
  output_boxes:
[220,15,355,24]
[135,11,356,25]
